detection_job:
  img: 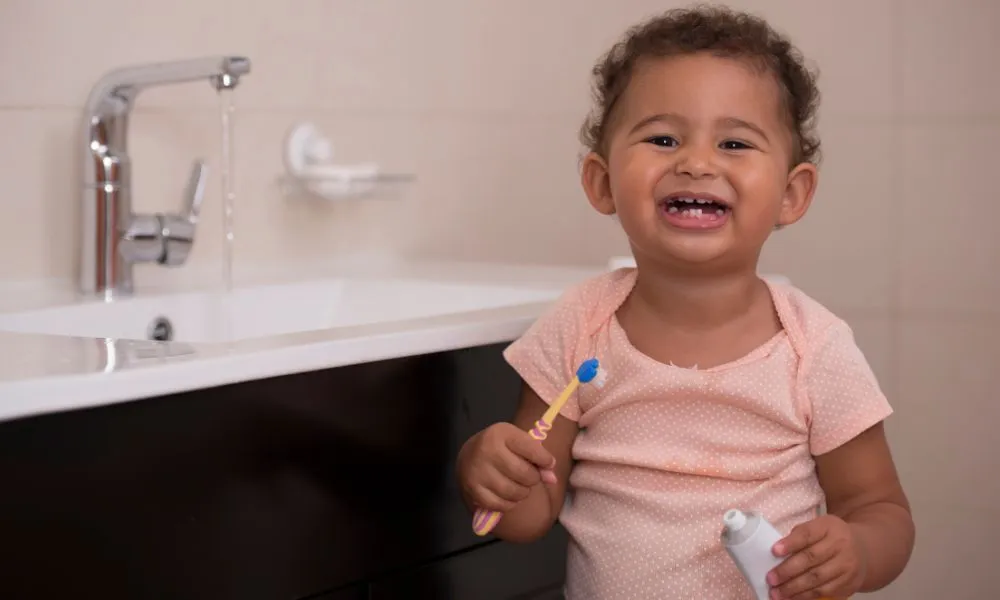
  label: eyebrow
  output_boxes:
[628,112,686,135]
[720,117,770,143]
[629,113,770,143]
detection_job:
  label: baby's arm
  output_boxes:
[468,274,609,542]
[490,382,579,543]
[814,422,915,591]
[769,319,914,597]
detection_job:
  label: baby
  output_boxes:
[457,5,914,600]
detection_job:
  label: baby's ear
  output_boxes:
[777,162,818,227]
[580,152,616,216]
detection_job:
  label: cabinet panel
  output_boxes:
[0,345,518,599]
[370,526,569,600]
[305,584,368,600]
[514,585,565,599]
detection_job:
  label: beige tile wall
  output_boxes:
[2,0,997,596]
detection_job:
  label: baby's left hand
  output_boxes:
[766,514,867,600]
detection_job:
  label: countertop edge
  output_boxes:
[0,308,542,424]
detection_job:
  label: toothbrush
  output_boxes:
[471,357,606,537]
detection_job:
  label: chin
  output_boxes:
[634,249,736,273]
[624,220,747,269]
[659,237,735,265]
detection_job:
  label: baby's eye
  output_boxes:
[645,136,678,148]
[720,140,752,150]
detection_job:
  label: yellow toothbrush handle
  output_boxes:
[471,379,580,537]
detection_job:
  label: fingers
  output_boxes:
[495,445,547,487]
[767,548,839,599]
[773,521,828,558]
[539,468,557,485]
[504,431,556,470]
[772,570,854,600]
[465,465,532,511]
[468,485,517,513]
[767,517,862,600]
[768,535,838,587]
[458,424,558,514]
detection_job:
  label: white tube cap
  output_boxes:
[723,508,748,533]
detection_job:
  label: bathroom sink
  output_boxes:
[0,277,560,344]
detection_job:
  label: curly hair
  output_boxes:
[580,5,821,166]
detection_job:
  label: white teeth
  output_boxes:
[666,197,730,219]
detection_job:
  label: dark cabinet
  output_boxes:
[369,528,568,600]
[0,344,567,600]
[516,586,566,600]
[307,584,369,600]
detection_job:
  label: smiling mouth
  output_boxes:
[661,196,731,218]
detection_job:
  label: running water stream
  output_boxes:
[219,88,237,293]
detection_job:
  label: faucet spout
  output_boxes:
[83,56,250,120]
[79,56,251,299]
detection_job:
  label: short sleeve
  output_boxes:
[502,282,596,422]
[803,320,894,456]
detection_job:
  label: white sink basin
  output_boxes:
[0,277,561,344]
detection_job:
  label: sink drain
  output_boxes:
[147,316,174,342]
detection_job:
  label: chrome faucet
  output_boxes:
[80,56,251,299]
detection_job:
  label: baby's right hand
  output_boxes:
[457,422,558,512]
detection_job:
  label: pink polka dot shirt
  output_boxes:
[503,268,892,599]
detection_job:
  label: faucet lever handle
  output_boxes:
[158,159,208,267]
[183,159,209,222]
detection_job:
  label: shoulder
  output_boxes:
[771,280,881,391]
[769,281,853,351]
[504,268,633,372]
[542,268,636,329]
[558,267,635,304]
[502,269,634,419]
[770,284,893,454]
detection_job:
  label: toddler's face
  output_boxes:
[583,52,815,271]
